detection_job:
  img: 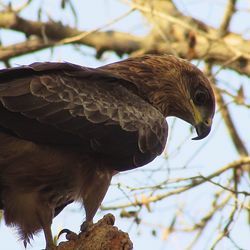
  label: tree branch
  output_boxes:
[0,10,142,60]
[1,3,250,77]
[218,0,237,37]
[57,214,133,250]
[102,157,250,210]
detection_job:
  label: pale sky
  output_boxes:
[0,1,250,249]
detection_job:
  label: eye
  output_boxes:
[193,89,208,106]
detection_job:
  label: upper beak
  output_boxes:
[192,122,211,140]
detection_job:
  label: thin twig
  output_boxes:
[56,8,135,45]
[218,0,237,37]
[199,175,250,196]
[102,157,250,210]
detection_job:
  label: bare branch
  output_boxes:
[1,3,250,76]
[102,157,250,210]
[205,62,249,157]
[0,10,142,60]
[218,0,237,37]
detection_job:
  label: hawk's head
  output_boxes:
[100,54,216,140]
[154,55,215,140]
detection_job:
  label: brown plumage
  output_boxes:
[0,54,215,249]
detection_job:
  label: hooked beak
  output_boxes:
[192,122,211,140]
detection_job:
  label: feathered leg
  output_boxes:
[38,209,55,250]
[58,165,114,240]
[80,168,113,231]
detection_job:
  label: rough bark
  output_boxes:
[57,214,133,250]
[0,1,250,76]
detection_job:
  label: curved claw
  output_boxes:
[58,229,78,241]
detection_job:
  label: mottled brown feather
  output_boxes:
[0,55,215,248]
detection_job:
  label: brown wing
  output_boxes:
[0,62,168,171]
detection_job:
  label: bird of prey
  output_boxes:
[0,54,215,249]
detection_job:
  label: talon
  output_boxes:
[80,221,93,232]
[58,229,78,241]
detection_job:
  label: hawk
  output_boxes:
[0,54,215,249]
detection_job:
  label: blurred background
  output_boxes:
[0,0,249,249]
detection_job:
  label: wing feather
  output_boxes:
[0,62,168,170]
[1,94,48,112]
